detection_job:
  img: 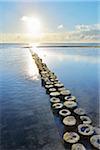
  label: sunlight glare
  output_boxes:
[22,16,42,37]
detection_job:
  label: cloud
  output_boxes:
[21,16,28,21]
[75,24,100,32]
[57,24,64,29]
[73,24,100,41]
[0,24,100,43]
[63,24,100,42]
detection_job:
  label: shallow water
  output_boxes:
[0,43,100,150]
[0,44,65,150]
[33,46,100,126]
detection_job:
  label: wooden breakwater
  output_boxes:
[30,49,100,150]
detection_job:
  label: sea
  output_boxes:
[0,43,100,150]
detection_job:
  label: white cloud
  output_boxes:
[21,16,28,21]
[64,24,100,42]
[1,24,100,43]
[75,24,100,32]
[57,24,64,29]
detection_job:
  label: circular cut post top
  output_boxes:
[50,97,60,103]
[45,81,53,85]
[65,96,76,101]
[54,83,64,88]
[59,109,71,117]
[45,84,54,89]
[80,116,92,124]
[78,124,94,136]
[90,135,100,149]
[50,91,60,97]
[52,103,63,109]
[63,132,80,144]
[71,143,86,150]
[49,88,56,92]
[58,87,66,91]
[60,90,71,96]
[64,101,77,109]
[74,108,86,116]
[63,116,76,126]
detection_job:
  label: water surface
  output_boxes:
[0,44,64,150]
[33,46,100,126]
[0,43,99,150]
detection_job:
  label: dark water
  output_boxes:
[38,42,100,47]
[0,43,100,150]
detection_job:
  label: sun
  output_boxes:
[21,16,42,37]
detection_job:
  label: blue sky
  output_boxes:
[0,1,99,42]
[0,1,98,33]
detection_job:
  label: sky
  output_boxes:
[0,0,99,43]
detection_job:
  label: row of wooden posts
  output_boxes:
[30,50,99,150]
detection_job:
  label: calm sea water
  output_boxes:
[35,46,99,126]
[0,43,100,149]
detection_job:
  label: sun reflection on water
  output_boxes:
[25,48,39,80]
